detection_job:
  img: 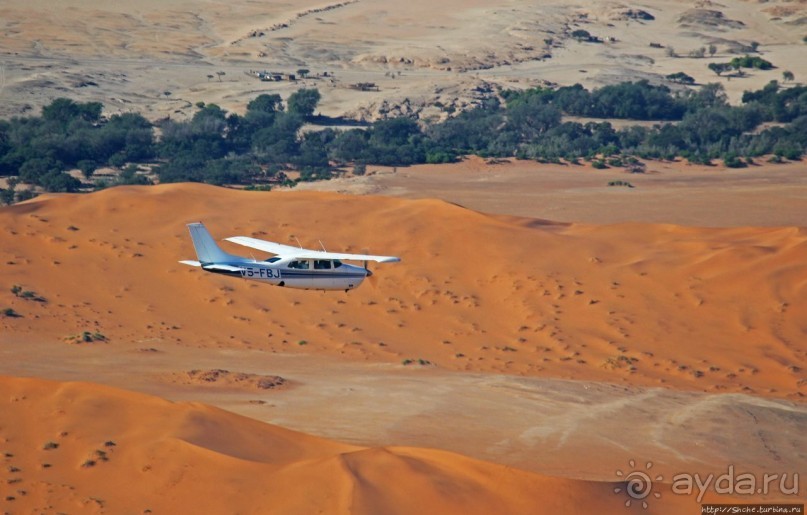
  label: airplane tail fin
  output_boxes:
[186,222,242,264]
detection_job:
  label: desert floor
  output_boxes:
[1,183,805,513]
[296,155,807,227]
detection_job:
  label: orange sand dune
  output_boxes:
[0,183,805,399]
[0,375,639,514]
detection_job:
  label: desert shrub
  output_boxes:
[571,29,593,41]
[723,154,747,168]
[667,72,695,84]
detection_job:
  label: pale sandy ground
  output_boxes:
[297,156,807,227]
[1,184,806,511]
[1,0,805,121]
[3,340,805,486]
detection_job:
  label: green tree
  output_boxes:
[0,187,14,205]
[247,94,284,115]
[77,160,97,179]
[287,88,321,118]
[42,98,102,125]
[783,70,794,83]
[39,171,81,192]
[19,157,62,185]
[708,62,731,76]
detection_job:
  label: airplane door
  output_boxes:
[286,259,314,289]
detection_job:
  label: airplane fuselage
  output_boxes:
[202,257,369,291]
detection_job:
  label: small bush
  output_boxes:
[607,180,634,188]
[66,331,107,344]
[43,441,59,450]
[2,308,21,318]
[591,160,608,169]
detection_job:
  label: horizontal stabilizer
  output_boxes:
[202,264,243,273]
[179,260,202,267]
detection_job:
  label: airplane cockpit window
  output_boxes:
[314,260,331,270]
[265,257,281,263]
[333,260,343,268]
[288,260,309,269]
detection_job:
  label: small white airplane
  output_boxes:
[180,222,400,291]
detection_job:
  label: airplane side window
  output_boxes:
[333,260,342,268]
[299,260,309,269]
[288,260,305,269]
[314,260,331,270]
[266,257,281,263]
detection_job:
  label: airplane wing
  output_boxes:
[225,236,400,263]
[294,250,400,263]
[225,236,307,256]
